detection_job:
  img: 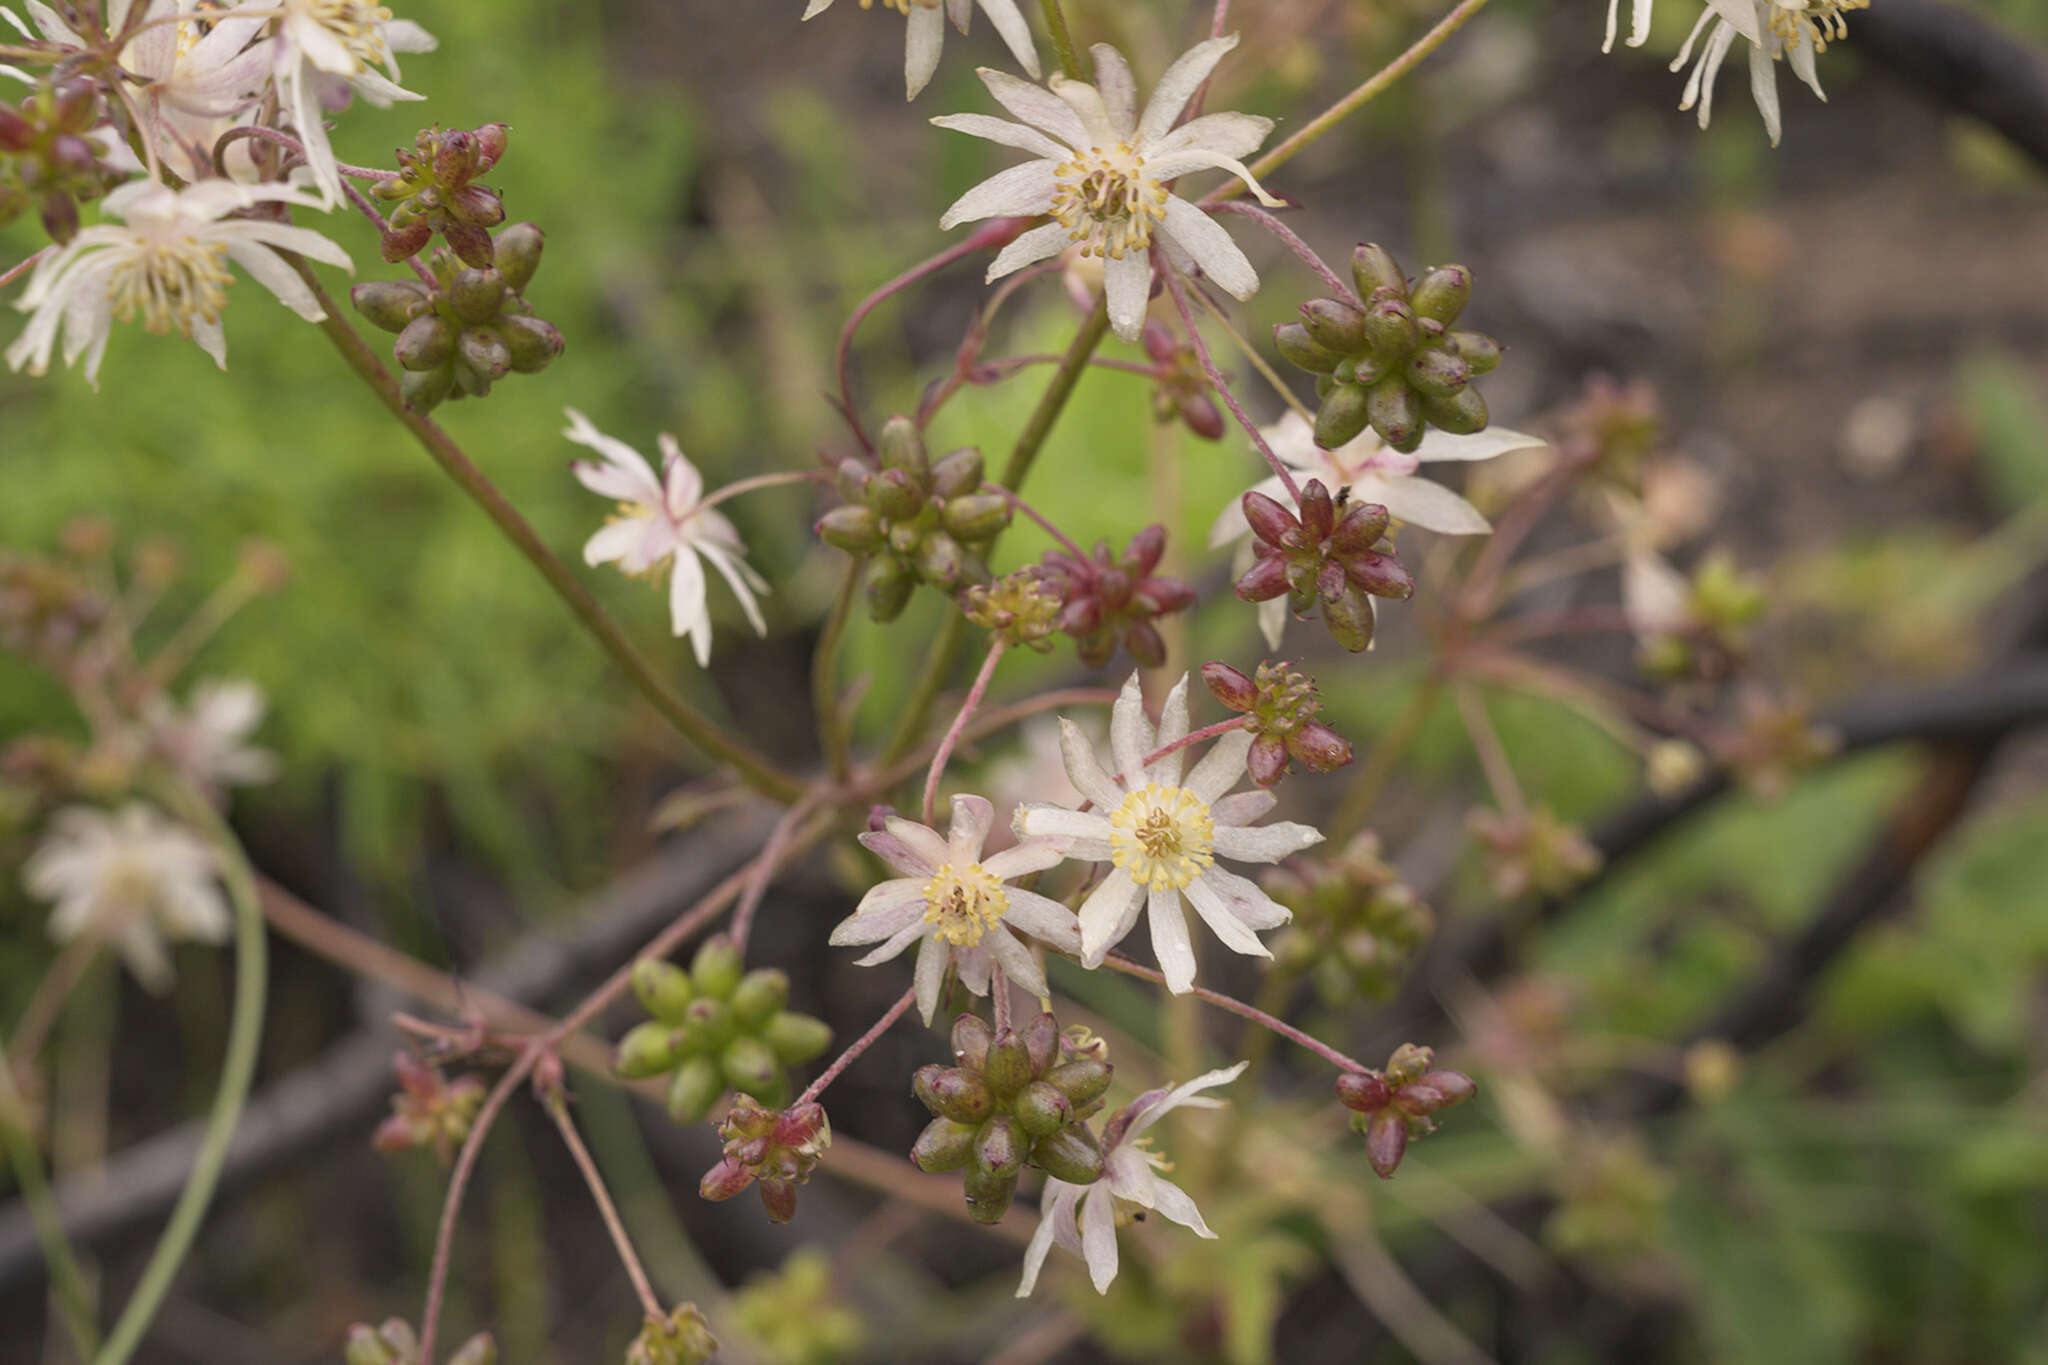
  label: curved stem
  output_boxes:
[92,790,267,1365]
[923,641,1007,825]
[988,484,1088,561]
[693,468,827,517]
[1160,263,1302,502]
[0,1032,99,1359]
[1,247,49,291]
[882,610,968,766]
[1182,283,1317,425]
[797,986,917,1107]
[542,1092,664,1320]
[1097,952,1370,1072]
[285,257,805,803]
[1211,201,1356,302]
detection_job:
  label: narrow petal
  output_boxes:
[981,840,1068,880]
[1212,820,1324,863]
[1057,717,1126,808]
[978,0,1042,78]
[858,827,941,878]
[978,66,1089,146]
[802,0,836,17]
[1148,675,1190,786]
[1149,111,1272,163]
[1089,43,1137,136]
[1128,1060,1250,1137]
[1108,672,1152,788]
[853,920,927,967]
[1158,196,1259,300]
[1361,473,1492,535]
[982,924,1049,997]
[1146,1173,1217,1237]
[1016,1187,1065,1296]
[1189,864,1292,929]
[830,880,928,944]
[1080,1185,1121,1293]
[1000,888,1082,951]
[1135,34,1239,147]
[1212,789,1276,827]
[904,4,945,99]
[1413,425,1546,464]
[883,816,952,871]
[947,793,995,863]
[930,111,1069,161]
[987,221,1073,282]
[667,550,711,665]
[914,933,951,1024]
[1101,247,1153,343]
[1012,803,1112,849]
[1183,728,1252,803]
[1077,867,1140,965]
[1182,874,1272,960]
[696,541,770,638]
[1148,885,1199,993]
[939,158,1058,230]
[1258,596,1287,651]
[1750,36,1784,146]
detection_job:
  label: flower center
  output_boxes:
[921,861,1010,947]
[108,237,234,338]
[1052,143,1169,260]
[295,0,397,70]
[1766,0,1867,52]
[1109,784,1215,891]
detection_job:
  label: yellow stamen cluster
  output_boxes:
[921,860,1010,947]
[108,239,234,338]
[1109,784,1215,891]
[1053,143,1170,260]
[1767,0,1867,53]
[300,0,398,70]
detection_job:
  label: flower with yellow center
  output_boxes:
[802,0,1039,100]
[932,33,1285,343]
[1666,0,1842,146]
[832,794,1082,1024]
[264,0,437,205]
[1013,673,1322,994]
[5,178,352,387]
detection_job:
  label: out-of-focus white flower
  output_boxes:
[24,803,230,991]
[1207,411,1544,649]
[1013,673,1319,993]
[4,177,351,386]
[1604,0,1656,51]
[802,0,1039,100]
[563,408,769,667]
[1017,1061,1247,1296]
[145,678,280,794]
[829,794,1082,1024]
[1671,0,1862,145]
[256,0,436,204]
[933,34,1283,343]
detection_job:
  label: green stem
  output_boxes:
[1327,675,1444,843]
[814,562,861,782]
[998,301,1111,490]
[92,791,267,1365]
[287,259,805,804]
[0,1033,100,1360]
[1207,0,1496,203]
[1038,0,1088,81]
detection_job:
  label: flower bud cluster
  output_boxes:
[1556,373,1665,492]
[1141,321,1224,440]
[623,1304,718,1365]
[1034,525,1197,668]
[350,224,563,412]
[372,124,510,268]
[1275,245,1500,453]
[0,81,117,244]
[1201,660,1353,786]
[1335,1044,1475,1178]
[1719,691,1838,802]
[1469,804,1602,901]
[614,938,833,1123]
[1637,552,1766,682]
[1265,832,1432,1003]
[0,552,107,671]
[345,1319,494,1365]
[699,1095,830,1223]
[962,571,1062,651]
[732,1249,864,1365]
[911,1012,1110,1224]
[1235,480,1413,653]
[371,1051,485,1164]
[816,417,1010,622]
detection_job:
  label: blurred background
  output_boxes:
[4,0,2048,1360]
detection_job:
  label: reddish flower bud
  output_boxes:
[1297,478,1336,542]
[1288,721,1354,773]
[1202,661,1258,712]
[1330,501,1392,555]
[1343,552,1415,600]
[1240,490,1298,548]
[1419,1070,1475,1108]
[1234,554,1292,604]
[698,1155,753,1202]
[1247,732,1289,788]
[1335,1071,1391,1113]
[1365,1110,1409,1178]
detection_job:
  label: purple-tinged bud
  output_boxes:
[494,223,544,292]
[866,563,914,622]
[47,134,96,179]
[1203,661,1258,712]
[1021,1012,1060,1075]
[942,493,1011,541]
[962,1165,1018,1224]
[878,415,930,478]
[1446,330,1501,374]
[699,1156,754,1202]
[1323,584,1377,653]
[380,220,433,263]
[868,469,923,522]
[1362,293,1420,358]
[1123,620,1167,669]
[447,267,505,324]
[973,1115,1027,1175]
[930,447,984,499]
[443,220,496,270]
[1132,576,1197,615]
[400,365,454,412]
[447,184,506,227]
[1241,490,1298,548]
[1045,1057,1112,1108]
[1289,721,1354,772]
[926,1068,996,1124]
[1365,1111,1408,1178]
[1274,322,1342,374]
[1141,319,1177,365]
[458,325,511,382]
[38,192,78,245]
[51,81,98,134]
[1409,265,1471,325]
[1014,1081,1072,1138]
[1335,1071,1391,1113]
[1298,479,1336,542]
[1330,501,1393,555]
[757,1178,799,1224]
[434,129,477,185]
[982,1029,1033,1096]
[499,314,564,373]
[1351,242,1406,298]
[394,314,456,371]
[1392,1082,1447,1115]
[775,1102,828,1148]
[1247,732,1289,788]
[1419,1070,1475,1107]
[1234,554,1292,604]
[914,532,967,587]
[1057,595,1102,636]
[0,105,32,152]
[1177,391,1226,440]
[472,123,509,174]
[911,1118,978,1173]
[1300,297,1368,354]
[1123,523,1167,577]
[351,280,433,332]
[1033,1124,1105,1184]
[1405,347,1471,398]
[1367,378,1422,452]
[951,1014,994,1072]
[816,505,883,555]
[1343,552,1415,600]
[1422,386,1490,436]
[1314,382,1373,450]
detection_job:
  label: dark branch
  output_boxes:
[1853,0,2048,172]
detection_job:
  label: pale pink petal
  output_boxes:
[858,827,941,878]
[977,0,1041,78]
[883,816,952,871]
[1000,888,1081,951]
[1057,718,1125,808]
[913,932,952,1024]
[946,794,996,863]
[1089,43,1137,136]
[830,880,928,944]
[1183,728,1251,803]
[1080,1183,1120,1293]
[981,840,1067,880]
[987,221,1073,282]
[854,921,928,968]
[1212,789,1276,827]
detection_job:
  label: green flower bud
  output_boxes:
[1362,293,1420,359]
[982,1031,1033,1097]
[690,937,745,999]
[1274,322,1342,374]
[914,531,966,587]
[1404,347,1471,398]
[722,1035,782,1099]
[1352,242,1407,298]
[498,314,564,373]
[666,1056,724,1124]
[817,505,884,555]
[1323,582,1377,653]
[1044,1057,1112,1109]
[446,1332,497,1365]
[730,969,790,1028]
[633,958,695,1022]
[763,1012,833,1066]
[918,1066,996,1124]
[867,469,925,523]
[675,997,736,1055]
[878,416,929,479]
[616,1021,683,1079]
[911,1117,978,1172]
[1300,297,1368,354]
[393,314,456,371]
[1314,382,1374,450]
[1367,377,1422,452]
[447,267,505,325]
[351,280,433,333]
[929,447,984,499]
[941,493,1011,542]
[400,365,453,412]
[344,1325,397,1365]
[974,1114,1027,1175]
[458,326,511,383]
[866,561,916,622]
[1422,386,1489,435]
[1013,1080,1071,1138]
[951,1014,994,1071]
[1031,1124,1106,1184]
[494,222,544,293]
[1409,265,1471,325]
[1447,330,1500,374]
[961,1164,1018,1224]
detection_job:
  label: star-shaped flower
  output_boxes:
[932,34,1283,343]
[24,803,230,991]
[831,794,1081,1024]
[4,176,352,386]
[144,677,280,795]
[1017,1061,1247,1296]
[261,0,437,205]
[1670,0,1860,145]
[1013,673,1321,993]
[564,408,770,668]
[801,0,1039,101]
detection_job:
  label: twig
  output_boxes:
[796,986,918,1108]
[1099,952,1370,1073]
[542,1091,664,1320]
[923,641,1007,825]
[1160,263,1302,502]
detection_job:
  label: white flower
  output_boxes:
[1017,1061,1247,1296]
[1604,0,1656,51]
[24,803,231,991]
[830,794,1082,1024]
[802,0,1039,101]
[256,0,437,205]
[1208,411,1545,649]
[563,408,770,667]
[932,34,1284,343]
[5,177,352,386]
[145,677,280,794]
[1013,673,1320,993]
[1670,0,1861,145]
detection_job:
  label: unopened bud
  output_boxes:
[1365,1110,1408,1177]
[666,1056,724,1124]
[494,223,544,292]
[457,325,511,382]
[1351,243,1406,298]
[616,1021,683,1079]
[1274,321,1342,374]
[930,447,984,499]
[878,416,929,479]
[1202,661,1258,711]
[1409,265,1472,325]
[447,268,505,325]
[1422,386,1489,436]
[498,314,564,373]
[911,1117,977,1172]
[1300,297,1368,354]
[351,280,433,332]
[1314,382,1373,450]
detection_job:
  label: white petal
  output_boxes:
[930,112,1069,161]
[1749,34,1783,146]
[1089,43,1137,136]
[1056,717,1125,808]
[1127,1061,1249,1137]
[1147,885,1199,993]
[1147,675,1190,786]
[883,816,953,871]
[1109,672,1152,787]
[1182,874,1271,960]
[1158,196,1259,300]
[831,880,928,944]
[1212,789,1276,827]
[1212,820,1323,863]
[986,220,1072,282]
[947,793,995,863]
[667,550,711,665]
[858,826,941,878]
[1183,728,1252,804]
[904,4,945,99]
[802,0,836,16]
[914,932,952,1025]
[977,0,1041,78]
[1000,888,1082,952]
[977,65,1089,146]
[981,840,1067,880]
[1188,864,1291,929]
[1413,425,1545,464]
[939,159,1058,230]
[1258,597,1287,651]
[1080,1184,1121,1293]
[1145,1174,1216,1238]
[696,541,770,639]
[1077,867,1141,966]
[1135,34,1239,147]
[1101,247,1153,344]
[1011,803,1110,848]
[1149,111,1272,163]
[854,921,928,968]
[1016,1185,1066,1296]
[1359,473,1492,535]
[982,924,1048,998]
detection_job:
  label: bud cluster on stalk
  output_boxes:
[1140,321,1225,440]
[371,1051,485,1164]
[0,81,117,244]
[345,1319,494,1365]
[911,1012,1111,1224]
[350,224,563,412]
[623,1305,718,1365]
[1034,525,1197,668]
[1236,479,1414,653]
[614,938,833,1123]
[815,417,1010,622]
[962,570,1062,651]
[1335,1044,1476,1178]
[372,123,509,267]
[1637,551,1766,682]
[1276,245,1500,453]
[0,551,108,671]
[1265,832,1433,1003]
[1201,660,1353,786]
[1469,804,1602,901]
[698,1095,830,1223]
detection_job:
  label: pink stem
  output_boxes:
[923,640,1008,826]
[990,483,1089,561]
[1159,260,1304,503]
[797,985,918,1106]
[1480,605,1637,649]
[542,1091,664,1319]
[1100,952,1369,1072]
[732,794,827,955]
[1211,200,1356,302]
[1,247,49,292]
